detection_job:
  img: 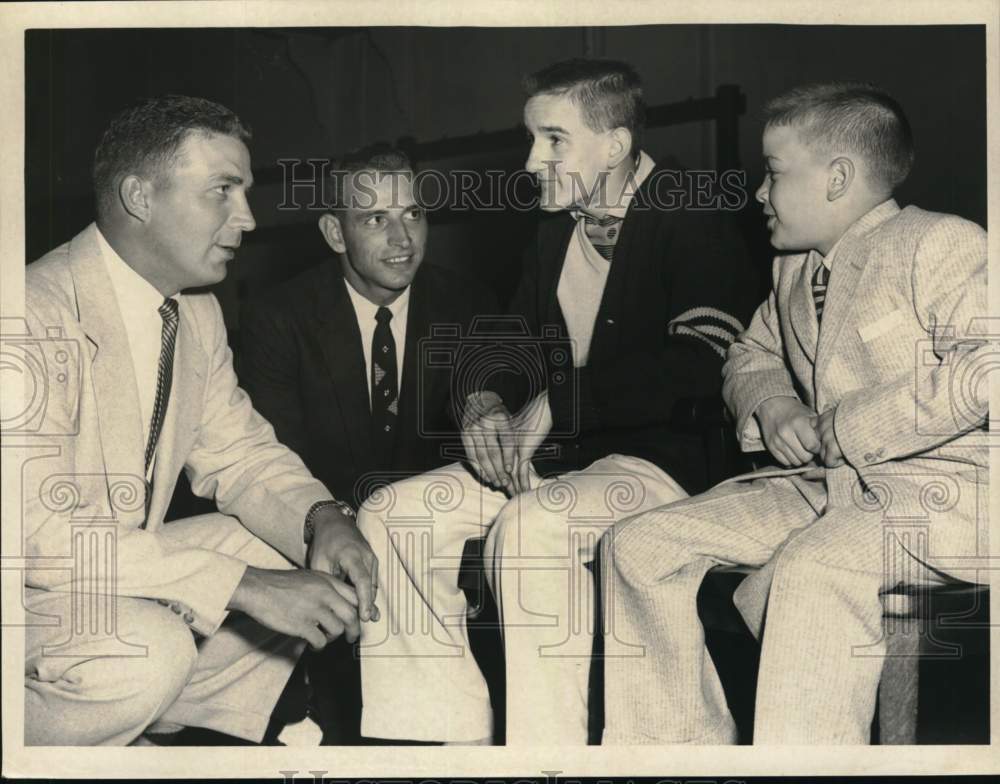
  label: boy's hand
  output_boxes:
[461,391,516,492]
[813,407,846,467]
[508,391,553,496]
[754,395,821,467]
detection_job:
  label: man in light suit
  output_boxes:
[239,146,497,743]
[601,82,989,744]
[22,95,378,745]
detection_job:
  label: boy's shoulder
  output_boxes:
[874,204,985,245]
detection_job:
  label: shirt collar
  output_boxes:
[572,150,656,222]
[343,276,411,323]
[97,227,176,314]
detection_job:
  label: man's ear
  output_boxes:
[827,156,855,202]
[607,127,633,168]
[319,212,347,254]
[119,175,152,221]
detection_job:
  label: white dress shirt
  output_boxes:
[343,278,410,408]
[98,228,179,478]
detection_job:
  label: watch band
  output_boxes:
[303,499,357,545]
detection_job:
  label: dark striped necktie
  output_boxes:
[145,297,179,474]
[581,213,624,261]
[812,261,830,324]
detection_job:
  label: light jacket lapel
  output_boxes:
[787,252,819,363]
[814,200,900,387]
[68,226,146,508]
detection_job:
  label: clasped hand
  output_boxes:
[461,390,552,496]
[229,506,379,650]
[307,506,380,623]
[229,566,363,650]
[754,396,844,468]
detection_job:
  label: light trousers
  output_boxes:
[601,469,984,744]
[25,513,304,745]
[357,455,686,744]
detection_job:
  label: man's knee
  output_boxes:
[115,601,199,717]
[359,466,469,527]
[26,600,198,744]
[489,481,586,557]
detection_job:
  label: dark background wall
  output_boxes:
[25,25,987,326]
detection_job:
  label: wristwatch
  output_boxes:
[303,499,357,545]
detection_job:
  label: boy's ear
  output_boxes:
[319,212,348,254]
[607,127,633,168]
[826,156,855,202]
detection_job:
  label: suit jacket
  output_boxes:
[725,199,987,483]
[491,164,759,492]
[239,261,498,509]
[23,224,333,637]
[723,200,989,635]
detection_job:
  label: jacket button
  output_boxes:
[170,603,182,614]
[156,598,169,607]
[864,452,875,462]
[183,613,195,624]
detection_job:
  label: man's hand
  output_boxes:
[229,566,361,649]
[754,395,821,467]
[307,506,379,622]
[461,391,516,492]
[812,406,846,467]
[508,391,553,495]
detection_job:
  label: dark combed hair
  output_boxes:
[524,58,645,156]
[329,143,414,211]
[92,94,251,220]
[763,82,915,191]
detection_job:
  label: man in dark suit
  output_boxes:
[239,145,496,743]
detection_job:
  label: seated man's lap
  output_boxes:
[157,512,296,571]
[487,454,688,559]
[359,455,688,562]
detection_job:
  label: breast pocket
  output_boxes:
[857,309,904,343]
[854,308,912,377]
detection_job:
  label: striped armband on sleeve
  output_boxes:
[666,307,745,359]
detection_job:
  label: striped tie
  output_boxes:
[812,261,830,324]
[145,298,179,474]
[581,213,624,261]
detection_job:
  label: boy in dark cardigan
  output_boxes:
[355,58,759,745]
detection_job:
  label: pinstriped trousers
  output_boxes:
[600,468,983,744]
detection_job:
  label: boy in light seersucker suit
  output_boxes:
[600,82,989,745]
